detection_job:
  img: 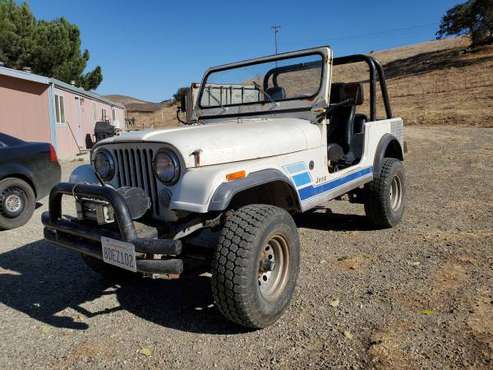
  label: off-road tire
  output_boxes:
[364,158,406,228]
[81,254,137,281]
[211,204,300,329]
[0,178,36,230]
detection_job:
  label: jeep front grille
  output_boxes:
[111,147,160,216]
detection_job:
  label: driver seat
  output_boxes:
[327,82,365,166]
[265,86,286,100]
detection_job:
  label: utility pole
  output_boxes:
[271,25,281,55]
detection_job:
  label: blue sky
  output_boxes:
[27,0,459,102]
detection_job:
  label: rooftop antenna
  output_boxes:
[271,25,281,55]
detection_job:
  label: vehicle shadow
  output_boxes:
[0,240,247,335]
[0,212,371,334]
[294,210,374,231]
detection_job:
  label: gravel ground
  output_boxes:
[0,126,491,369]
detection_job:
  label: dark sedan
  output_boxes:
[0,133,61,230]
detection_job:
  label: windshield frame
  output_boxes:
[196,48,329,114]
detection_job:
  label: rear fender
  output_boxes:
[373,133,403,175]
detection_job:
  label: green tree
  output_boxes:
[0,0,36,68]
[436,0,493,47]
[0,0,103,90]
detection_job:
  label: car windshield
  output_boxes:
[199,53,323,109]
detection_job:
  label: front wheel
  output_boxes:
[211,205,300,329]
[0,178,36,230]
[364,158,406,228]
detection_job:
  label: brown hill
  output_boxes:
[333,37,493,127]
[113,37,493,129]
[104,94,151,106]
[104,94,176,129]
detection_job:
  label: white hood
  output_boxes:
[99,118,322,168]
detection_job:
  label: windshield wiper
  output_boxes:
[251,81,278,107]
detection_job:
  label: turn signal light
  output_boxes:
[226,170,246,181]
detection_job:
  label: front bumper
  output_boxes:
[42,183,183,275]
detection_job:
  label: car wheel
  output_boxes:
[0,178,36,230]
[364,158,406,228]
[211,204,300,329]
[80,254,138,281]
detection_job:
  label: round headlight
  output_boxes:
[153,150,180,185]
[93,149,115,181]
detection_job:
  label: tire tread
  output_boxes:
[364,158,405,228]
[211,204,294,328]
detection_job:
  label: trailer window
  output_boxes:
[55,94,65,123]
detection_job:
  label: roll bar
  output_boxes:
[263,53,393,122]
[333,54,393,121]
[262,60,322,92]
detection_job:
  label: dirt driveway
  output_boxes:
[0,126,491,369]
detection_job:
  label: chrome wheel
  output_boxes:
[5,193,22,213]
[0,178,36,230]
[1,187,26,218]
[257,234,290,301]
[389,176,402,211]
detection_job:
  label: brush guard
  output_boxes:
[42,183,183,275]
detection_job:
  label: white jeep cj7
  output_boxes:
[42,46,406,328]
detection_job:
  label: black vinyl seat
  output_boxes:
[327,82,366,166]
[265,86,286,101]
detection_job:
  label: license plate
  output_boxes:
[101,236,137,272]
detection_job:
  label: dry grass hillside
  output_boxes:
[104,95,176,129]
[334,37,493,127]
[110,37,493,129]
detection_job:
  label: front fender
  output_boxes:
[169,164,299,213]
[208,169,297,211]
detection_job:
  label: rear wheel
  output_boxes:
[364,158,406,228]
[211,205,300,329]
[0,178,36,230]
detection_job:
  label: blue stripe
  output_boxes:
[284,162,306,174]
[292,172,311,187]
[299,167,373,200]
